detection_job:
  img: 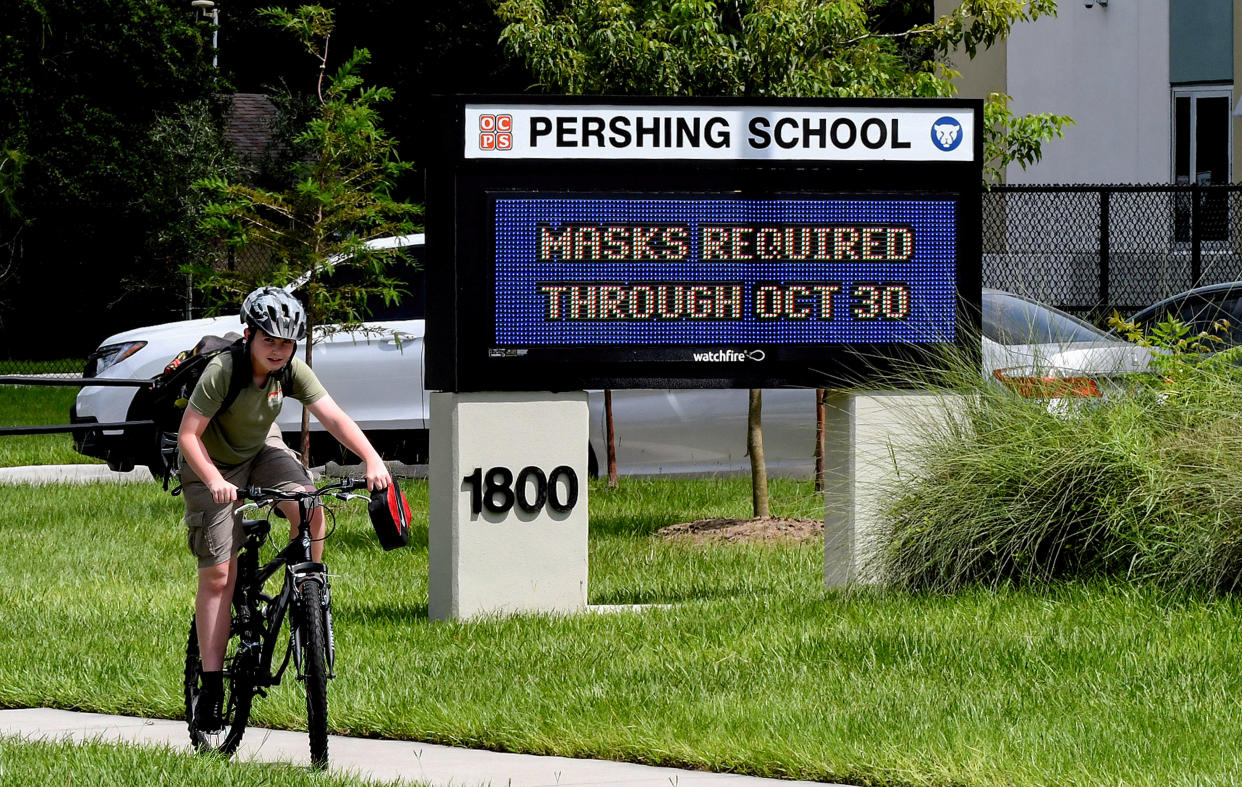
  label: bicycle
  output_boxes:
[183,477,370,768]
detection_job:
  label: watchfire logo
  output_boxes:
[691,349,766,362]
[479,114,513,151]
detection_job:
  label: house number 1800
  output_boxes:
[462,466,579,516]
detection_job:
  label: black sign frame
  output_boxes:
[425,95,983,392]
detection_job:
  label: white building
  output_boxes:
[939,0,1240,186]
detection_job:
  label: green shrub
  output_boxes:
[878,329,1242,594]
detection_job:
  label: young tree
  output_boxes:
[497,0,1072,515]
[195,5,420,462]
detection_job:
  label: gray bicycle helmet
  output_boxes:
[241,286,307,341]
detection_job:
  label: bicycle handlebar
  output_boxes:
[239,477,369,504]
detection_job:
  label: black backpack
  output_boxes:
[126,333,292,490]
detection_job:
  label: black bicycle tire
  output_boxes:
[184,615,254,756]
[299,581,330,768]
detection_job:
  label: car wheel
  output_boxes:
[107,455,136,473]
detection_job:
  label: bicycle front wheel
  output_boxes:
[184,615,254,756]
[298,581,330,769]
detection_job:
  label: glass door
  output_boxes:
[1173,87,1232,243]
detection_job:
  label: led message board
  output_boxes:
[425,97,982,391]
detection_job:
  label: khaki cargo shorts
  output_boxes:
[180,429,312,568]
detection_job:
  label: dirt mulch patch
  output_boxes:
[655,516,823,544]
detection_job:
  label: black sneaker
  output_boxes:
[194,684,224,731]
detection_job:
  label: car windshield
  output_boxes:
[1129,288,1242,346]
[982,291,1113,346]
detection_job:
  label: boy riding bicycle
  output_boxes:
[178,286,391,731]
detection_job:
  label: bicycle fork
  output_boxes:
[289,562,336,680]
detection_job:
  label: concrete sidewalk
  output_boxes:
[0,463,156,484]
[0,709,847,787]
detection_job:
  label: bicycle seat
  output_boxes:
[241,518,271,536]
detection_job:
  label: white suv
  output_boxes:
[71,235,428,470]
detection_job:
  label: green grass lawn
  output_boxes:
[0,386,102,466]
[1,478,1240,786]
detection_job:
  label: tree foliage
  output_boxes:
[0,147,21,222]
[0,144,25,292]
[137,98,243,314]
[193,5,421,338]
[0,0,223,355]
[0,0,220,204]
[219,0,535,203]
[496,0,1073,182]
[983,90,1073,183]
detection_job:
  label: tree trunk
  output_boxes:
[814,388,826,492]
[604,388,618,489]
[301,407,312,467]
[747,388,769,518]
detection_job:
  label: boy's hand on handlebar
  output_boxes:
[364,459,391,491]
[208,478,239,504]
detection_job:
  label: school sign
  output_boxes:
[425,96,983,392]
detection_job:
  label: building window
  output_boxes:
[1172,86,1232,242]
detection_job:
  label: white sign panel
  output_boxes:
[464,104,974,162]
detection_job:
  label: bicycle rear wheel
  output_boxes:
[298,581,330,769]
[184,615,254,756]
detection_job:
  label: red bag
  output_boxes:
[368,485,411,551]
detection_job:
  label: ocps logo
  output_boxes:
[479,114,513,151]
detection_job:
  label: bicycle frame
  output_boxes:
[185,477,367,767]
[233,496,334,691]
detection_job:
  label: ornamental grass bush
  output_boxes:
[877,329,1242,594]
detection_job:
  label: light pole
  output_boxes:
[191,0,220,69]
[189,0,220,318]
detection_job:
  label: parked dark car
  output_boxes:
[1127,282,1242,346]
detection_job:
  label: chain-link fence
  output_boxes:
[983,184,1242,320]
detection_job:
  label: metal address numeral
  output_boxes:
[462,465,579,516]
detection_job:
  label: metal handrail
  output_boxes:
[0,375,158,436]
[0,420,155,436]
[0,375,153,387]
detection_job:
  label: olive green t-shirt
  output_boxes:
[187,352,327,466]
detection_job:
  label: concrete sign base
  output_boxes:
[429,391,589,621]
[822,390,958,587]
